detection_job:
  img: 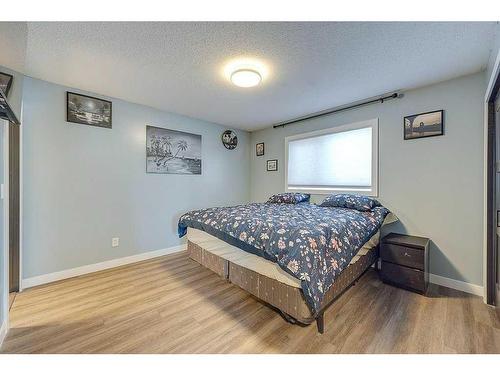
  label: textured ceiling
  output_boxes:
[21,22,497,130]
[0,22,27,73]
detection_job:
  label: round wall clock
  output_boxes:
[221,130,238,150]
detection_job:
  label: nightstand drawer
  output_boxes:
[381,243,424,270]
[380,261,427,293]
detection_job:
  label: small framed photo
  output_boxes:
[0,72,13,97]
[404,110,444,140]
[67,92,112,129]
[267,159,278,171]
[256,142,265,156]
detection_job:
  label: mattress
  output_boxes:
[187,226,382,289]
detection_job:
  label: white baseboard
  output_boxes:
[21,245,186,289]
[0,318,8,349]
[429,273,483,296]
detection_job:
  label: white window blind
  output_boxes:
[285,119,378,196]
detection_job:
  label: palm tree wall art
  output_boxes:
[146,125,202,174]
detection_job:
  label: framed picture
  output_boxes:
[146,125,202,175]
[256,142,265,156]
[0,72,13,97]
[267,159,278,171]
[404,110,444,140]
[67,92,112,129]
[221,130,238,150]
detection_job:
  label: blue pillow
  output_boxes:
[319,194,380,211]
[267,193,310,204]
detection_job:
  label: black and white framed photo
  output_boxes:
[0,72,13,97]
[221,130,238,150]
[256,142,265,156]
[404,110,444,140]
[146,125,202,175]
[267,159,278,171]
[67,92,112,128]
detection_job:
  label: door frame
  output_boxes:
[485,49,500,306]
[8,123,20,293]
[1,119,10,337]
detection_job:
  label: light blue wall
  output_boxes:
[12,69,493,288]
[22,76,250,278]
[250,72,485,286]
[486,22,500,88]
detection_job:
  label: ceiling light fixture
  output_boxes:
[230,69,262,88]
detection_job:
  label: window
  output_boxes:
[285,119,378,196]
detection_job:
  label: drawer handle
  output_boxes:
[404,252,411,257]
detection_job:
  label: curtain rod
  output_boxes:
[272,92,402,129]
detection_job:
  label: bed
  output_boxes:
[178,195,394,333]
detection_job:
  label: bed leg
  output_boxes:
[316,313,325,334]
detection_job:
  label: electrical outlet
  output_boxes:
[112,237,119,247]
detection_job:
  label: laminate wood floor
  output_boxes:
[1,251,499,354]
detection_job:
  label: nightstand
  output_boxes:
[380,233,430,294]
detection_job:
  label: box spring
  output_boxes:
[187,239,379,325]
